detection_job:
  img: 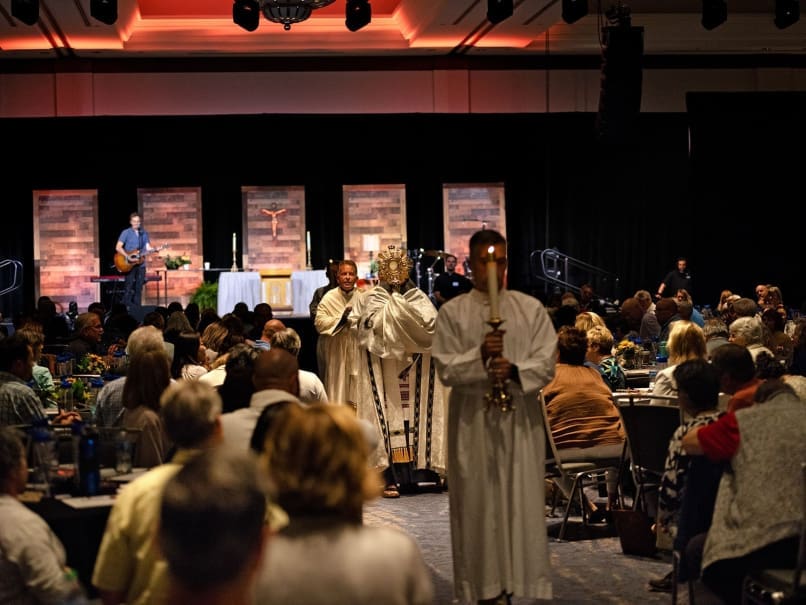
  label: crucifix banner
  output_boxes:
[242,186,306,271]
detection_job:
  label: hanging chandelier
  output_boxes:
[233,0,336,32]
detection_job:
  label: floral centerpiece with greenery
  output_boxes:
[615,340,641,368]
[74,353,108,375]
[164,254,192,270]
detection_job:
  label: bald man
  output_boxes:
[219,348,301,450]
[253,319,287,351]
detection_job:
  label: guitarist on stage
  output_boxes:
[115,211,154,312]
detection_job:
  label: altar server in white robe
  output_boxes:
[314,260,363,406]
[432,229,557,605]
[350,246,448,491]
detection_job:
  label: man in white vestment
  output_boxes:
[314,260,363,405]
[350,246,447,497]
[432,229,557,605]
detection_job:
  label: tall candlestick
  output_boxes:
[487,245,500,319]
[306,230,311,252]
[232,232,237,253]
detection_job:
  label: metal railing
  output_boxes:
[0,259,23,297]
[530,248,621,301]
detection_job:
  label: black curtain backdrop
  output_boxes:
[1,105,804,320]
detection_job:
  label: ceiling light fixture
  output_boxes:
[234,0,337,31]
[346,0,371,32]
[774,0,800,28]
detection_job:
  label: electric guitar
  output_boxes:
[114,243,169,274]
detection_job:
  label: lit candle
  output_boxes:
[306,230,311,252]
[487,245,500,319]
[232,232,237,253]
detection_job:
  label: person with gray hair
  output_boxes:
[702,317,730,359]
[270,327,328,404]
[158,447,270,605]
[728,316,774,362]
[92,380,224,605]
[0,426,89,604]
[94,325,170,427]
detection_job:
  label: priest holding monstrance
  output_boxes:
[349,245,447,499]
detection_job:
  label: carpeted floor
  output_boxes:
[364,490,685,604]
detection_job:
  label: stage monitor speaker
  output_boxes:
[129,305,157,324]
[11,0,39,25]
[596,25,644,145]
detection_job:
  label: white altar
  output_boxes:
[291,270,327,316]
[218,271,262,316]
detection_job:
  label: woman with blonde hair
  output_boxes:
[574,310,606,333]
[651,320,707,398]
[254,403,434,605]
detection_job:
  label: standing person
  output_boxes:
[432,229,556,605]
[656,256,692,301]
[115,212,155,312]
[314,259,363,405]
[350,246,446,497]
[432,253,473,308]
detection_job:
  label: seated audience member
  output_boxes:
[93,380,224,605]
[121,349,172,468]
[0,333,48,426]
[651,321,707,399]
[584,325,626,392]
[217,343,261,414]
[253,403,434,605]
[760,306,793,367]
[655,297,681,342]
[14,324,55,402]
[68,312,105,357]
[169,331,208,381]
[94,326,167,427]
[649,359,724,591]
[729,316,774,363]
[542,326,625,520]
[731,297,759,319]
[220,348,301,451]
[709,343,762,413]
[681,378,805,604]
[715,289,733,319]
[675,289,704,327]
[701,318,730,359]
[0,426,89,604]
[253,318,287,351]
[574,311,606,333]
[789,318,806,376]
[158,448,270,605]
[270,327,328,403]
[247,302,274,342]
[141,310,174,362]
[635,289,661,342]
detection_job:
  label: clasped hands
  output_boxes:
[481,329,512,382]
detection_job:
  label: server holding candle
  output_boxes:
[432,229,557,605]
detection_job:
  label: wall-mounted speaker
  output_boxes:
[596,25,644,144]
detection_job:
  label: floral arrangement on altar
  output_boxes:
[74,353,108,375]
[164,254,192,270]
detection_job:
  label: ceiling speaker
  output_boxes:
[487,0,513,24]
[346,0,371,32]
[91,0,118,25]
[11,0,39,26]
[233,0,261,32]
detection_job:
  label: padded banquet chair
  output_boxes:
[540,391,622,541]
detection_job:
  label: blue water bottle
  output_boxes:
[79,425,101,496]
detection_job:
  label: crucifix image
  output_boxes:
[260,203,288,238]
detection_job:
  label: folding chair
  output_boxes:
[615,401,681,513]
[540,391,623,541]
